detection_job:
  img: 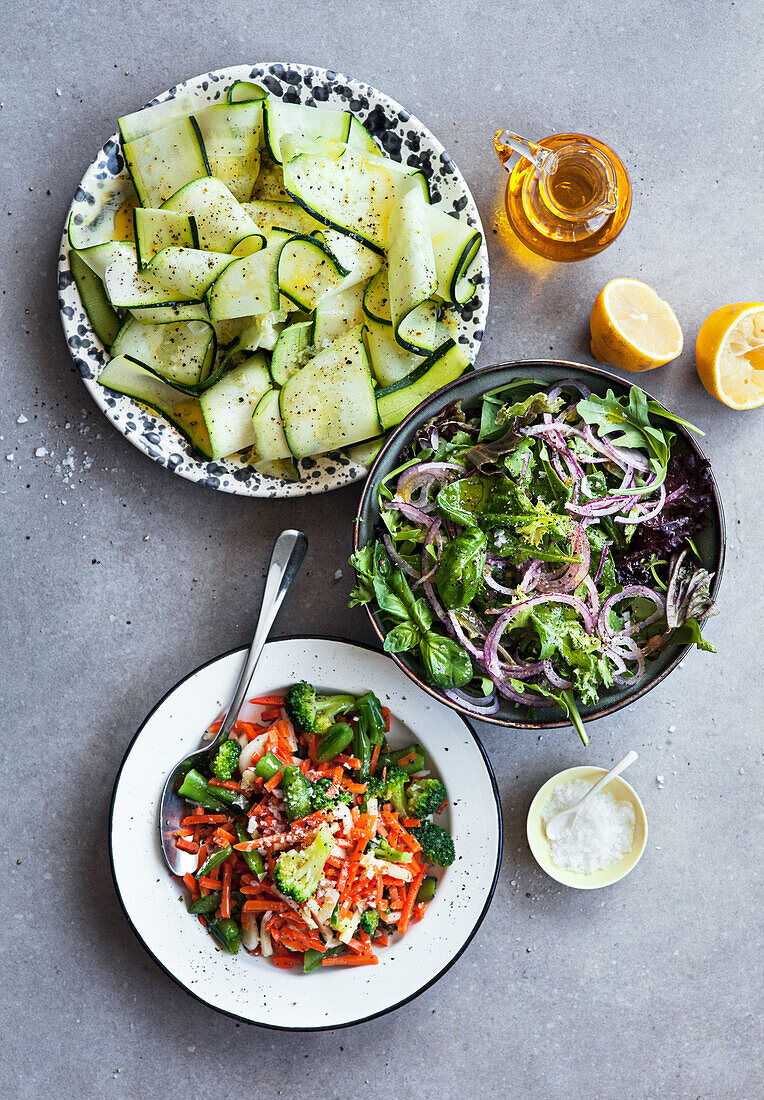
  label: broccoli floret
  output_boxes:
[382,764,409,817]
[309,777,353,813]
[210,739,242,781]
[285,682,357,735]
[359,909,379,936]
[369,836,412,863]
[411,820,455,867]
[406,778,447,819]
[362,775,386,800]
[273,826,334,903]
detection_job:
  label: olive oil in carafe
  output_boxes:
[494,130,632,262]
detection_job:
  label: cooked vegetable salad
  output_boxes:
[350,378,718,742]
[67,81,482,480]
[173,685,452,968]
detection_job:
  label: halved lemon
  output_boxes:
[590,278,684,372]
[695,302,764,410]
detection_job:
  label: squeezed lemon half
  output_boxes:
[695,302,764,410]
[590,278,684,372]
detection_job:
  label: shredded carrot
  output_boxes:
[396,750,416,768]
[369,743,381,775]
[249,695,286,706]
[181,814,228,827]
[174,837,199,854]
[322,954,378,967]
[399,869,426,934]
[402,818,421,828]
[272,955,301,968]
[182,872,200,901]
[209,778,245,792]
[242,899,290,913]
[264,767,285,793]
[198,876,222,891]
[381,707,391,732]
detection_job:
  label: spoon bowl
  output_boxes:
[158,529,307,874]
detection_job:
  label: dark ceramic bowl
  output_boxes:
[354,360,726,731]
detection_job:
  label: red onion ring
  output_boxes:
[542,660,573,690]
[382,532,419,579]
[414,520,442,588]
[396,461,464,500]
[614,481,666,525]
[383,500,432,527]
[484,593,595,683]
[443,687,500,716]
[598,586,666,640]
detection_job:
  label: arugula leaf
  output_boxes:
[349,546,374,606]
[577,386,683,494]
[508,678,588,746]
[673,617,717,653]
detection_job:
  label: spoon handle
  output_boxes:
[579,749,639,810]
[216,529,308,743]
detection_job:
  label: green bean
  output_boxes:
[236,824,265,879]
[416,876,438,903]
[208,916,240,954]
[254,752,283,780]
[188,892,221,915]
[177,768,231,812]
[316,722,354,762]
[195,844,232,880]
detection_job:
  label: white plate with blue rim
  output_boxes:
[109,636,502,1029]
[59,63,489,498]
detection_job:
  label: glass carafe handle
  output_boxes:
[493,129,553,174]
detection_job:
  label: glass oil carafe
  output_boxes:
[494,129,632,261]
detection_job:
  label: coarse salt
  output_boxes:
[542,778,635,874]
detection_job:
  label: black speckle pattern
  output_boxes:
[58,63,489,499]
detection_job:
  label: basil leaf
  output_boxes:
[420,632,473,688]
[383,622,421,653]
[436,529,487,610]
[437,476,492,526]
[372,574,410,621]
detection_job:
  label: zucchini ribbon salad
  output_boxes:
[67,81,483,479]
[173,684,453,968]
[350,379,718,742]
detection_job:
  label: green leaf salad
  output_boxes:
[350,377,718,743]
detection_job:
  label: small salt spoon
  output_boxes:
[545,750,639,841]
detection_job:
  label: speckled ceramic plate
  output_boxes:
[59,63,489,498]
[109,637,502,1029]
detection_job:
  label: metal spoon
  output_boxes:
[544,750,639,841]
[159,529,308,874]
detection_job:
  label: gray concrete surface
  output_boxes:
[1,2,762,1096]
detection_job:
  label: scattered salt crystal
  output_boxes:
[334,569,343,580]
[55,88,62,96]
[656,774,665,788]
[16,414,27,424]
[35,446,48,457]
[739,767,745,775]
[542,778,635,874]
[5,454,13,461]
[668,725,676,733]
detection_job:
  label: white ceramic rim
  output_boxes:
[109,636,502,1029]
[526,765,648,890]
[59,62,490,499]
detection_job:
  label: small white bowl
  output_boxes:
[527,765,648,889]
